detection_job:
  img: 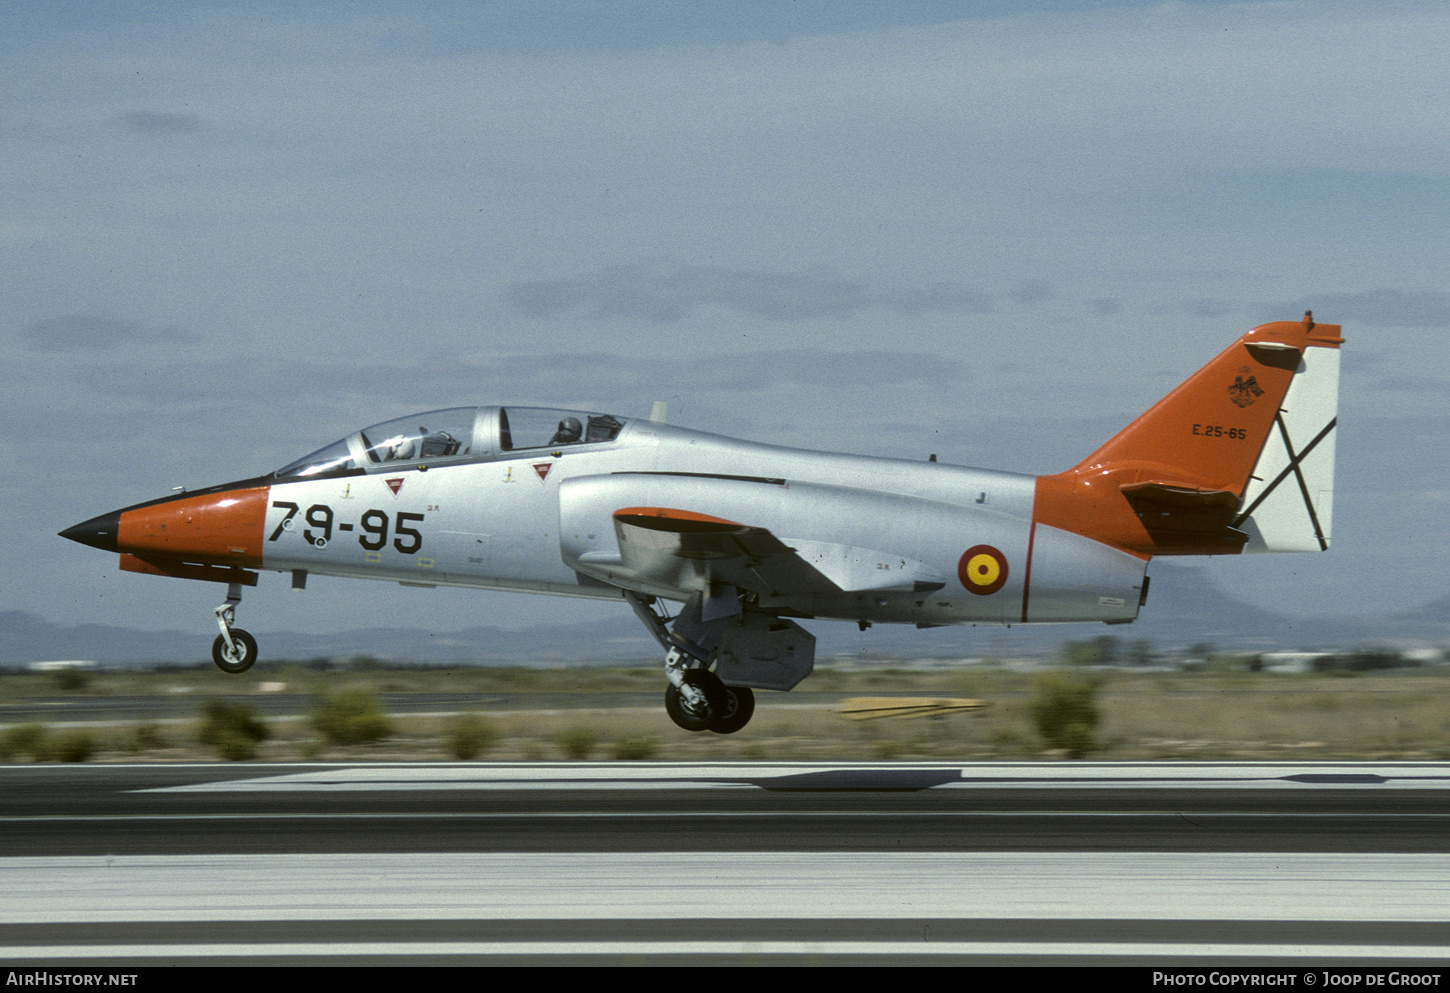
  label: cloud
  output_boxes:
[1184,289,1450,330]
[493,348,967,392]
[120,110,202,134]
[235,346,969,416]
[506,264,993,323]
[22,314,192,352]
[1291,290,1450,329]
[1181,299,1229,317]
[5,2,1450,638]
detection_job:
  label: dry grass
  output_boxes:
[3,665,1450,762]
[1095,672,1450,761]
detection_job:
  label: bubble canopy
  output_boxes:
[274,407,627,478]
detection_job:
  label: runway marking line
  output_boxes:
[139,761,1450,793]
[2,940,1449,960]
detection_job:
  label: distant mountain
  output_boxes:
[1108,564,1446,653]
[0,610,657,668]
[1384,593,1450,645]
[0,611,207,667]
[2,567,1442,668]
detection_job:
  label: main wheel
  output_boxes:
[212,630,258,674]
[709,685,755,734]
[664,668,727,732]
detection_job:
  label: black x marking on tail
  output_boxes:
[1233,413,1337,550]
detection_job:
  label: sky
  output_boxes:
[4,0,1448,651]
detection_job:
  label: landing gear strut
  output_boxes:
[629,594,757,734]
[211,582,258,674]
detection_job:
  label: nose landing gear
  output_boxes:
[211,583,258,674]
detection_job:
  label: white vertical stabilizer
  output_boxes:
[1237,344,1340,552]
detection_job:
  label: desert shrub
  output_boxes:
[54,730,97,762]
[1313,648,1408,672]
[53,669,90,692]
[199,701,270,760]
[611,736,657,760]
[874,739,904,760]
[312,688,393,746]
[1060,635,1120,667]
[131,723,169,751]
[0,723,53,762]
[1030,673,1101,758]
[989,726,1030,752]
[556,727,596,760]
[447,713,498,760]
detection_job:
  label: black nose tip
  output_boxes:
[60,510,121,552]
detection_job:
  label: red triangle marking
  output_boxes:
[532,463,552,482]
[385,478,404,495]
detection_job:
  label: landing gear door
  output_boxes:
[712,614,815,691]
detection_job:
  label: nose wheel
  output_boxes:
[211,583,258,674]
[212,630,258,674]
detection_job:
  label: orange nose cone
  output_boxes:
[114,487,269,566]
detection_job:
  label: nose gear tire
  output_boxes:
[212,630,258,674]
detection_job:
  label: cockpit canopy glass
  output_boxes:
[499,408,623,450]
[359,408,475,465]
[274,407,478,478]
[273,406,627,478]
[274,438,356,479]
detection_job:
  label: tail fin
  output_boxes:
[1034,313,1342,556]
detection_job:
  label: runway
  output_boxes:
[3,762,1449,965]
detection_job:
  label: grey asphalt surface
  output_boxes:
[4,763,1450,966]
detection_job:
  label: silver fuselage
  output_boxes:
[261,415,1146,627]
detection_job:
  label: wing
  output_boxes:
[610,507,842,603]
[574,505,947,611]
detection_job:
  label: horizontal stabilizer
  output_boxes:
[1119,481,1247,552]
[1119,481,1239,508]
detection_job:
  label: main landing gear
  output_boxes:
[211,582,258,674]
[661,648,756,734]
[628,593,757,734]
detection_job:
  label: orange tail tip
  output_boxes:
[1034,318,1342,557]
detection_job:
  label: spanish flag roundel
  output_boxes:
[958,544,1008,596]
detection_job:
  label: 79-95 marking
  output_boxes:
[269,501,425,553]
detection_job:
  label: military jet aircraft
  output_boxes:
[61,314,1341,733]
